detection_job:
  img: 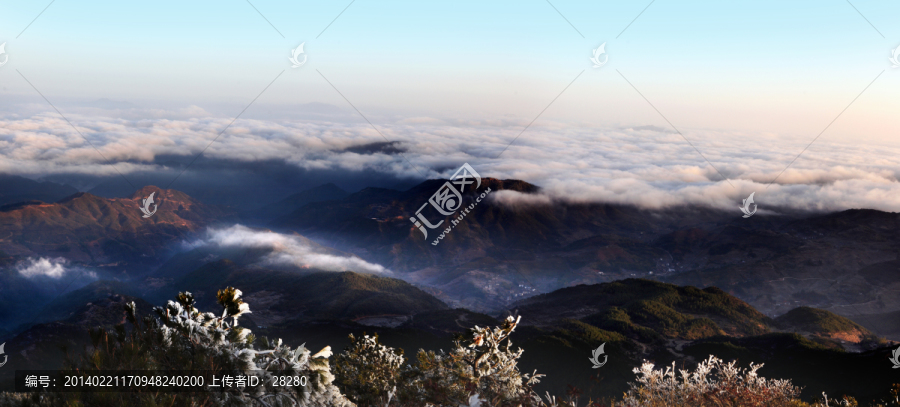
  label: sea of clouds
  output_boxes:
[3,109,900,214]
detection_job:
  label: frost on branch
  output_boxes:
[621,355,801,407]
[4,290,895,407]
[415,315,545,406]
[334,333,410,406]
[56,288,355,407]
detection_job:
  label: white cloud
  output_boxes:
[16,257,96,279]
[202,225,389,275]
[4,110,900,214]
[17,257,68,278]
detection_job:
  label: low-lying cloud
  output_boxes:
[16,257,96,280]
[4,109,900,214]
[200,225,389,275]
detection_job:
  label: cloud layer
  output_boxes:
[4,110,900,213]
[16,257,97,280]
[200,225,389,274]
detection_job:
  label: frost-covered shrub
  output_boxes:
[334,333,409,406]
[414,315,544,406]
[5,287,897,407]
[51,288,354,407]
[621,355,801,407]
[333,316,548,407]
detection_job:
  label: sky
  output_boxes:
[1,0,900,213]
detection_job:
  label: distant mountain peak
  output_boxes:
[55,191,97,204]
[0,186,236,268]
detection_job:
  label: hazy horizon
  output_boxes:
[2,0,900,214]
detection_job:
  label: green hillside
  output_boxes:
[157,261,449,323]
[498,279,776,399]
[512,278,772,340]
[501,279,896,403]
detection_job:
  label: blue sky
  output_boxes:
[1,0,897,139]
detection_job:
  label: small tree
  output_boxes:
[50,289,354,407]
[415,315,544,406]
[334,333,409,406]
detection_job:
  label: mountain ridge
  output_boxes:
[0,186,236,267]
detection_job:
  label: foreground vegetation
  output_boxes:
[1,288,898,407]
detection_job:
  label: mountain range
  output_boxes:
[0,175,899,402]
[0,185,235,269]
[1,178,899,337]
[263,178,900,342]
